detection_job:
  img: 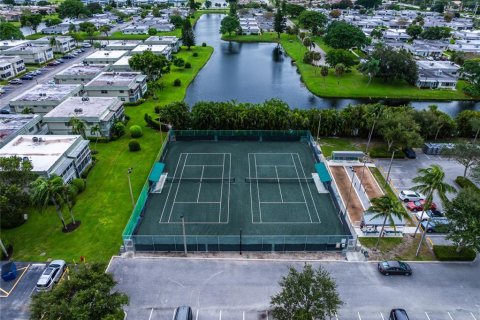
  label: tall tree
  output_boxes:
[181,18,195,50]
[414,105,456,140]
[30,263,129,320]
[406,24,423,39]
[377,108,422,151]
[0,22,24,40]
[359,58,380,85]
[442,142,480,177]
[356,0,381,8]
[20,12,43,33]
[445,188,480,252]
[461,60,480,97]
[411,164,456,237]
[58,0,90,18]
[367,195,410,248]
[31,175,68,231]
[324,21,368,49]
[99,25,111,37]
[273,6,286,39]
[334,63,345,79]
[90,124,101,149]
[129,50,170,81]
[270,264,343,320]
[69,117,87,139]
[297,10,327,32]
[320,65,329,85]
[220,15,240,36]
[470,118,480,143]
[326,49,358,69]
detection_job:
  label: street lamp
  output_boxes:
[341,167,356,218]
[127,167,134,209]
[180,215,187,256]
[384,149,397,188]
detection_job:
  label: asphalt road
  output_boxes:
[107,256,480,320]
[0,47,93,110]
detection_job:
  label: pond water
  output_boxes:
[185,14,480,116]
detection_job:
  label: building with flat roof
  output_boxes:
[0,135,92,182]
[83,50,128,65]
[31,36,76,53]
[130,44,172,60]
[105,40,143,51]
[0,40,30,51]
[84,72,147,103]
[0,114,47,148]
[110,56,133,72]
[122,25,149,35]
[54,63,109,84]
[0,55,25,80]
[144,36,180,52]
[43,97,125,138]
[1,43,54,64]
[416,61,460,90]
[9,83,83,115]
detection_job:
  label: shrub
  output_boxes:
[185,62,192,68]
[80,162,95,179]
[71,178,86,193]
[129,125,143,138]
[124,98,146,107]
[129,140,141,152]
[433,245,477,261]
[173,78,181,87]
[192,52,199,57]
[455,176,480,193]
[111,122,125,138]
[202,42,207,47]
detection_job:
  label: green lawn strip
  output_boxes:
[369,167,398,201]
[1,46,213,263]
[318,137,361,157]
[433,245,476,261]
[359,237,403,252]
[222,32,281,43]
[360,236,437,261]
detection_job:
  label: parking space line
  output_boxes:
[243,311,245,320]
[0,264,30,298]
[335,314,339,320]
[266,310,269,320]
[448,312,454,320]
[172,309,175,320]
[219,310,222,320]
[425,312,431,320]
[196,309,199,320]
[380,312,385,320]
[148,308,154,320]
[0,287,8,295]
[358,312,362,320]
[471,312,477,320]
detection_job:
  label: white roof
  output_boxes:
[131,44,169,54]
[10,84,81,103]
[112,56,131,67]
[85,50,128,60]
[0,135,81,172]
[43,97,121,119]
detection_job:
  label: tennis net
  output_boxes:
[245,177,314,183]
[166,177,235,183]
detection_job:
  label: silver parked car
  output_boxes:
[398,190,425,202]
[36,260,66,292]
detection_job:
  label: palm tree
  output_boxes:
[470,118,480,144]
[69,117,87,139]
[31,176,68,231]
[411,165,455,237]
[49,36,58,51]
[335,63,345,85]
[320,65,329,85]
[61,184,77,224]
[90,124,101,150]
[367,195,410,248]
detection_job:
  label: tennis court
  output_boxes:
[129,131,352,252]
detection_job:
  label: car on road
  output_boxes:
[174,306,193,320]
[20,75,34,80]
[420,218,450,233]
[398,190,425,202]
[0,109,10,114]
[406,199,437,212]
[389,309,410,320]
[63,54,74,59]
[414,209,444,222]
[402,147,416,159]
[35,260,66,292]
[33,70,42,75]
[82,42,92,48]
[8,79,23,85]
[378,261,412,276]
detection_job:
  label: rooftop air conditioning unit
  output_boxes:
[32,137,39,142]
[38,137,44,142]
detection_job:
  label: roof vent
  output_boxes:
[32,137,39,142]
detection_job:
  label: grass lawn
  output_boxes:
[222,33,471,100]
[360,236,437,261]
[318,137,361,157]
[1,46,213,263]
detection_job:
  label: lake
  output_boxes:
[185,14,480,116]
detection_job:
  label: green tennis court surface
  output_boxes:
[134,138,350,251]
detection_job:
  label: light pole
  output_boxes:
[416,217,430,256]
[316,113,322,142]
[181,215,187,256]
[127,168,134,209]
[384,149,396,188]
[359,110,381,189]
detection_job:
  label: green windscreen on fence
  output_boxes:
[148,162,165,182]
[173,130,312,138]
[315,163,332,182]
[122,182,149,240]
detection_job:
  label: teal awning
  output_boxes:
[315,163,331,183]
[148,162,165,182]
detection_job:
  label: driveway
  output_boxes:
[107,256,480,320]
[0,47,93,110]
[374,148,465,211]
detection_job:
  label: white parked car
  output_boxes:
[414,209,444,222]
[35,260,66,292]
[398,190,425,202]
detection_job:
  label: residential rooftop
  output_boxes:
[43,97,121,118]
[112,56,131,67]
[131,44,169,54]
[0,40,30,50]
[106,40,142,47]
[56,64,108,77]
[417,60,460,70]
[0,135,82,172]
[85,50,128,60]
[0,114,40,145]
[10,83,81,102]
[86,72,146,88]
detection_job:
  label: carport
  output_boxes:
[361,211,405,236]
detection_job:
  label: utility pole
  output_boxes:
[316,113,322,142]
[416,217,430,256]
[385,149,396,188]
[181,215,187,256]
[360,110,381,189]
[127,167,134,209]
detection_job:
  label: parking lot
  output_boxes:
[107,256,480,320]
[0,262,46,320]
[374,148,465,211]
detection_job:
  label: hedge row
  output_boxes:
[455,176,480,193]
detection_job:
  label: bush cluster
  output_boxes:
[128,140,141,152]
[455,176,480,193]
[71,178,86,193]
[129,125,143,138]
[173,78,182,86]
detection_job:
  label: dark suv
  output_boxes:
[389,309,410,320]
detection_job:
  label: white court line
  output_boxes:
[254,154,263,223]
[357,312,362,320]
[471,312,477,320]
[175,201,221,204]
[256,164,296,167]
[249,154,254,223]
[184,164,224,167]
[425,312,431,320]
[448,312,454,320]
[168,154,189,223]
[148,308,154,320]
[218,154,225,223]
[197,165,205,203]
[275,165,284,203]
[291,153,313,223]
[260,201,306,204]
[295,153,321,223]
[227,153,231,224]
[380,312,385,320]
[159,153,185,223]
[196,309,199,320]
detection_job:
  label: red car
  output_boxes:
[406,200,437,212]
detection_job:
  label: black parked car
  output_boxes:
[402,147,416,159]
[20,75,34,80]
[378,261,412,276]
[389,309,410,320]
